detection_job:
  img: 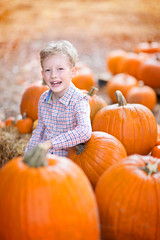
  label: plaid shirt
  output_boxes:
[25,83,92,156]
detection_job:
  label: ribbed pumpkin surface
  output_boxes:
[20,81,48,121]
[92,103,157,155]
[95,154,160,240]
[67,131,127,188]
[0,153,100,240]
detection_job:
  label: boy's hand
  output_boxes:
[43,140,53,149]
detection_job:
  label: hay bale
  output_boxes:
[0,126,31,168]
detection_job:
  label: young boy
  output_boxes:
[25,40,92,156]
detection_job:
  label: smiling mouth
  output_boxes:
[51,81,62,86]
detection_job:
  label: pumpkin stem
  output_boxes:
[23,143,49,167]
[74,143,86,155]
[115,90,127,106]
[148,39,152,45]
[139,160,160,176]
[87,87,98,96]
[22,112,27,119]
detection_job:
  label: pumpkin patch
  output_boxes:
[1,2,160,240]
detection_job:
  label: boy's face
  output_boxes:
[41,55,77,98]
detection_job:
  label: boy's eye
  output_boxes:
[45,69,50,72]
[58,68,64,70]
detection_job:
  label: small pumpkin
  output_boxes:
[118,52,148,79]
[92,90,157,155]
[106,73,138,103]
[5,116,16,126]
[157,124,160,145]
[151,124,160,158]
[126,80,157,111]
[67,131,127,188]
[151,145,160,158]
[72,62,95,91]
[33,119,38,130]
[134,40,160,54]
[83,87,107,122]
[95,154,160,240]
[20,80,49,121]
[138,57,160,88]
[106,49,127,75]
[17,113,33,134]
[0,143,100,240]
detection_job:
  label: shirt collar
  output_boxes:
[59,83,75,106]
[46,89,53,103]
[45,83,75,106]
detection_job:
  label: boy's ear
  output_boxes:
[41,70,44,78]
[71,66,77,78]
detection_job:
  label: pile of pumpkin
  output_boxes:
[1,42,160,240]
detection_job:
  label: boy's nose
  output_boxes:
[51,70,57,78]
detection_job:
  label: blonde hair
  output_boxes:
[40,40,78,68]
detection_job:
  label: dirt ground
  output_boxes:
[0,0,160,122]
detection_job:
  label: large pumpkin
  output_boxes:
[67,131,127,188]
[20,81,49,121]
[0,144,100,240]
[106,73,138,103]
[95,154,160,240]
[92,90,157,155]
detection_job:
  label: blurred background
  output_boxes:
[0,0,160,119]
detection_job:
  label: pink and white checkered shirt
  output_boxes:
[25,83,92,156]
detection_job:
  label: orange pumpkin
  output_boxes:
[5,116,16,126]
[157,124,160,144]
[83,87,107,122]
[17,113,33,134]
[67,131,127,188]
[151,145,160,158]
[106,73,138,103]
[134,41,160,54]
[126,80,157,111]
[118,52,148,79]
[92,90,157,155]
[20,81,49,121]
[72,62,95,91]
[95,154,160,240]
[106,49,127,75]
[151,124,160,158]
[138,58,160,88]
[0,143,100,240]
